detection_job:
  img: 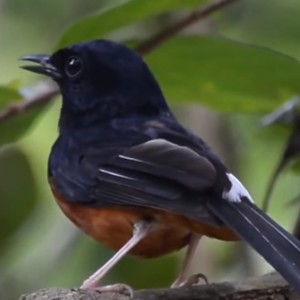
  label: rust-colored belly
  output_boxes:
[56,199,192,258]
[50,181,238,258]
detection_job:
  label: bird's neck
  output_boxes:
[58,107,171,143]
[58,104,99,133]
[58,99,171,135]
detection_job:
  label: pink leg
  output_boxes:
[81,220,153,294]
[171,234,202,288]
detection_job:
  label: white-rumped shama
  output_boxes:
[21,40,300,294]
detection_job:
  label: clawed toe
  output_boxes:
[81,282,134,297]
[184,273,208,287]
[172,273,209,288]
[96,283,134,297]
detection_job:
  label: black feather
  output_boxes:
[207,199,300,293]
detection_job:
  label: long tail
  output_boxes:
[207,199,300,293]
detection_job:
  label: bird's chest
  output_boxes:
[48,140,192,258]
[48,136,105,204]
[50,178,192,258]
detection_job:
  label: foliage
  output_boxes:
[1,1,300,299]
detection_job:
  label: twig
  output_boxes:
[0,83,59,124]
[2,0,238,127]
[135,0,239,55]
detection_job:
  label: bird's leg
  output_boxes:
[171,234,203,288]
[81,220,153,295]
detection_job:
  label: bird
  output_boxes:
[20,40,300,294]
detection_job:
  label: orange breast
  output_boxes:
[50,180,238,258]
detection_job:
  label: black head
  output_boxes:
[21,40,170,130]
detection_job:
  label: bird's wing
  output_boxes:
[81,122,300,292]
[83,135,221,226]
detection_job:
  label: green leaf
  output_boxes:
[146,37,300,113]
[0,84,57,147]
[0,147,37,254]
[0,86,31,146]
[0,104,47,147]
[0,85,21,109]
[57,0,206,49]
[220,0,300,60]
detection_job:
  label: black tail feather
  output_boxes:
[207,199,300,293]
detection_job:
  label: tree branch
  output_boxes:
[3,0,238,127]
[135,0,239,55]
[0,82,59,124]
[20,273,298,300]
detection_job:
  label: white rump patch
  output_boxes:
[223,173,254,203]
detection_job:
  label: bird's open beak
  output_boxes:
[20,55,61,80]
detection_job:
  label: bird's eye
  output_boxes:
[65,56,83,78]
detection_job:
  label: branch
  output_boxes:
[20,273,298,300]
[2,0,238,127]
[0,82,59,124]
[135,0,239,55]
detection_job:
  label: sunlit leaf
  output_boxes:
[0,84,58,147]
[146,37,300,112]
[0,105,46,147]
[0,85,21,109]
[58,0,206,48]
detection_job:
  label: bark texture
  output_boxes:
[20,273,300,300]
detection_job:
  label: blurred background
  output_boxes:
[1,0,300,299]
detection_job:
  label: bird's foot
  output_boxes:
[172,273,208,288]
[81,280,134,297]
